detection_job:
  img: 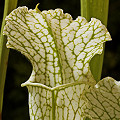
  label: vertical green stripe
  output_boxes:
[0,0,18,116]
[52,91,56,120]
[81,0,109,83]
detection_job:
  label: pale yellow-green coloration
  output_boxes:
[3,6,115,120]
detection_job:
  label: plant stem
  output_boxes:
[81,0,109,120]
[0,0,18,119]
[81,0,109,83]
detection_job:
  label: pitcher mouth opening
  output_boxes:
[21,80,92,91]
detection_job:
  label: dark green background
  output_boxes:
[0,0,120,119]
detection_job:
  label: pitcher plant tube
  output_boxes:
[3,5,120,120]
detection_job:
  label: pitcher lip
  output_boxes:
[21,81,92,91]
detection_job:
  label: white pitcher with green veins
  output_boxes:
[4,5,120,120]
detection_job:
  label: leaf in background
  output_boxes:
[3,6,111,88]
[84,77,120,119]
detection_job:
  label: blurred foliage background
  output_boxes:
[0,0,120,119]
